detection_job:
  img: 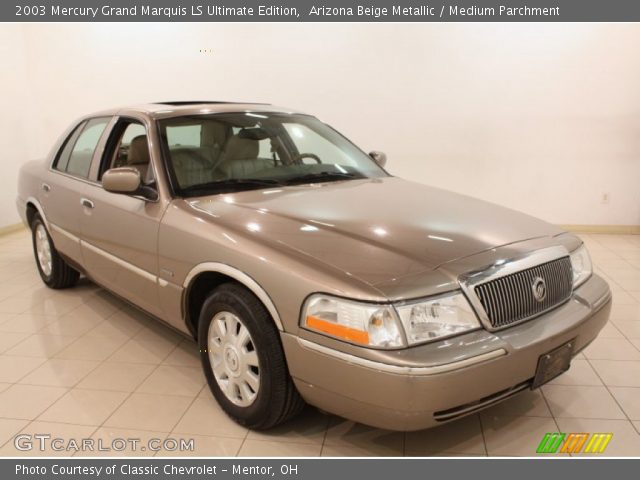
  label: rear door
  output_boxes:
[42,117,111,264]
[79,116,167,317]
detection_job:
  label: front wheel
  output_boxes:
[31,213,79,289]
[198,283,304,429]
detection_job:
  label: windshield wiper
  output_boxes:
[284,171,362,185]
[181,178,283,195]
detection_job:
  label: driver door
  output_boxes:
[79,117,166,317]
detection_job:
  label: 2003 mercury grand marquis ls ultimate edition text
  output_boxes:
[17,102,611,430]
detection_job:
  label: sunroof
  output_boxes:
[155,101,269,106]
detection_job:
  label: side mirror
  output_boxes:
[369,151,387,168]
[103,167,159,201]
[103,167,142,194]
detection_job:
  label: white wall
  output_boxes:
[1,23,639,228]
[0,25,30,227]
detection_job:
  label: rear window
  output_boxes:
[166,124,201,148]
[54,117,110,179]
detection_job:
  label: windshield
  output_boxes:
[157,112,388,196]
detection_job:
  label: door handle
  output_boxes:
[41,183,51,192]
[80,198,94,209]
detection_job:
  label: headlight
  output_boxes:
[570,244,592,288]
[302,295,404,348]
[395,293,480,345]
[302,292,481,348]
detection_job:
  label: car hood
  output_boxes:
[187,177,563,287]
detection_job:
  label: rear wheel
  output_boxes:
[31,213,79,289]
[198,283,305,429]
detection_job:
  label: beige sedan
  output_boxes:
[17,102,611,430]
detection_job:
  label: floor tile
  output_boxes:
[0,421,97,456]
[0,297,32,314]
[136,366,205,397]
[39,389,128,426]
[104,393,192,432]
[4,334,77,358]
[324,418,404,456]
[0,419,29,449]
[0,355,46,383]
[173,397,247,438]
[157,434,242,457]
[596,322,624,339]
[18,359,100,387]
[547,359,602,386]
[28,296,86,317]
[590,360,640,387]
[321,444,385,457]
[613,320,640,339]
[609,291,639,305]
[629,291,640,303]
[0,332,30,353]
[0,384,68,420]
[542,385,625,419]
[106,328,181,364]
[85,310,146,341]
[68,293,122,322]
[481,415,560,456]
[76,362,155,392]
[162,340,201,367]
[55,335,127,361]
[555,418,640,457]
[583,338,640,361]
[238,439,321,457]
[609,387,640,420]
[405,415,485,455]
[0,314,56,333]
[39,314,103,337]
[609,304,640,322]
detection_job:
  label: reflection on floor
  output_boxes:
[0,229,639,457]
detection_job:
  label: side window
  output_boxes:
[55,117,110,179]
[102,120,154,184]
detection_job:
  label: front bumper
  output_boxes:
[281,274,611,431]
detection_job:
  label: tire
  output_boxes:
[198,283,305,429]
[30,213,79,289]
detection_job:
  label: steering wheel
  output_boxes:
[291,153,322,165]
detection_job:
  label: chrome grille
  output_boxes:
[473,256,573,329]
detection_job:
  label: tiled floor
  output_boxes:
[0,229,639,457]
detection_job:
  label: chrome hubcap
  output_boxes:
[34,224,52,276]
[208,311,260,407]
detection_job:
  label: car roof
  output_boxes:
[90,101,307,121]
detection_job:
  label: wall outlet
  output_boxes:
[601,192,610,204]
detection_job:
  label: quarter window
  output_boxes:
[166,124,201,147]
[54,123,84,173]
[54,117,110,179]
